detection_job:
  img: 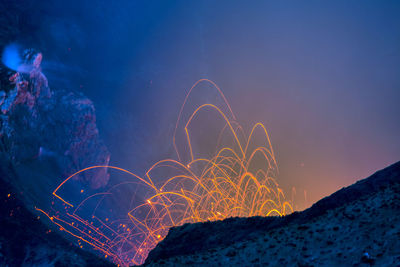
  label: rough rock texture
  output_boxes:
[0,66,110,191]
[144,161,400,266]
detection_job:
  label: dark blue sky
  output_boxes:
[13,0,400,207]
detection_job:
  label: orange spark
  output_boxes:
[38,79,293,266]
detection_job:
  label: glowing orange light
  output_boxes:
[38,79,293,266]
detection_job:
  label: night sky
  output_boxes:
[5,0,400,209]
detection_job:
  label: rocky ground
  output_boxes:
[144,161,400,266]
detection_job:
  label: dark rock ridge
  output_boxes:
[144,161,400,266]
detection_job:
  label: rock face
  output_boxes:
[0,54,112,266]
[144,161,400,266]
[0,56,110,190]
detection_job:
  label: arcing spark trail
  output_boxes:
[37,79,293,266]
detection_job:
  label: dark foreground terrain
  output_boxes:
[0,170,114,267]
[144,161,400,266]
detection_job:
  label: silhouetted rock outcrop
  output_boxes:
[144,161,400,266]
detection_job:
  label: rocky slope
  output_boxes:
[144,161,400,266]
